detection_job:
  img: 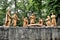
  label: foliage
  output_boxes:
[0,0,8,25]
[0,0,60,26]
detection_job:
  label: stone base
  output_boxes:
[0,26,60,40]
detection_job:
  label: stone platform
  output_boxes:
[0,26,60,40]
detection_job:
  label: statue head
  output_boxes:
[14,12,17,15]
[47,16,50,18]
[46,16,50,21]
[23,17,28,21]
[52,12,54,15]
[7,9,11,14]
[31,14,35,16]
[25,17,27,20]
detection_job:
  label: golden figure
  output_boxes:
[5,9,11,27]
[39,18,43,26]
[23,17,28,27]
[46,16,51,26]
[51,13,56,26]
[12,13,20,27]
[29,14,35,24]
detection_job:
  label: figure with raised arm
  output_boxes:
[5,9,11,27]
[12,13,20,27]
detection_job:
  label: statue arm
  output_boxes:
[34,16,35,19]
[27,20,28,25]
[7,14,12,18]
[16,15,20,20]
[29,16,31,19]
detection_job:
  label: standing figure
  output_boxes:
[39,18,43,26]
[12,13,20,27]
[29,14,35,24]
[5,9,11,27]
[46,16,51,26]
[23,17,28,27]
[51,13,56,26]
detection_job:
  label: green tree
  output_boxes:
[0,0,8,25]
[0,0,60,26]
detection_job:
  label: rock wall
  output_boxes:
[0,27,9,40]
[0,27,60,40]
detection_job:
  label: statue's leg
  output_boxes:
[6,21,9,26]
[8,21,10,27]
[14,20,16,27]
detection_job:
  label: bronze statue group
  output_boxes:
[4,9,56,28]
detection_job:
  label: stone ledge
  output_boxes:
[0,26,60,40]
